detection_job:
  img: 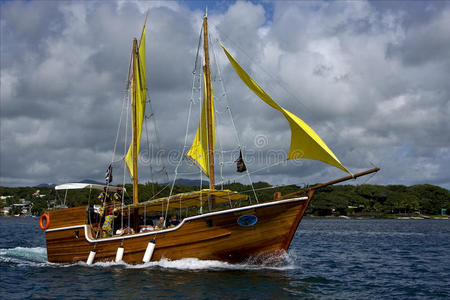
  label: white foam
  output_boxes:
[150,257,296,271]
[1,246,296,270]
[0,247,47,261]
[0,247,51,267]
[86,256,296,271]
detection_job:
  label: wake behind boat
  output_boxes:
[40,11,379,264]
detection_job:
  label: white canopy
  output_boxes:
[55,183,126,193]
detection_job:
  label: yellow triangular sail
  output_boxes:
[221,44,349,173]
[186,72,215,177]
[125,28,147,178]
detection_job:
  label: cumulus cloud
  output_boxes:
[1,0,449,190]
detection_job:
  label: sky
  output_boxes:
[1,0,449,190]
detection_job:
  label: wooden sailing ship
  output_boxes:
[40,12,379,264]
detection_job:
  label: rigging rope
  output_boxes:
[121,67,132,230]
[144,115,155,196]
[215,28,374,176]
[211,36,259,202]
[149,99,170,182]
[215,160,286,187]
[143,97,170,195]
[167,53,199,218]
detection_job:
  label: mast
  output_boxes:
[131,9,150,204]
[132,38,139,204]
[203,14,215,190]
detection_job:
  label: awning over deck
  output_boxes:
[55,183,126,193]
[128,189,248,212]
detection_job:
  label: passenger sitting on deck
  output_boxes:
[155,216,166,230]
[116,226,134,236]
[101,210,117,238]
[139,225,154,233]
[168,215,180,227]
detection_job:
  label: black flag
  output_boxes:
[235,150,247,173]
[105,164,113,185]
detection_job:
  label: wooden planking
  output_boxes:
[45,198,309,264]
[47,206,87,230]
[282,191,312,250]
[46,229,91,263]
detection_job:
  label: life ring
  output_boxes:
[40,213,50,230]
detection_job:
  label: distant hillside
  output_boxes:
[1,182,449,217]
[80,179,105,185]
[36,183,56,188]
[36,179,103,188]
[165,178,210,187]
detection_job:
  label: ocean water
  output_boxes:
[1,217,449,299]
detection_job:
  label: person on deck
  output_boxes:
[168,215,180,227]
[116,226,135,236]
[98,187,110,203]
[155,216,166,230]
[102,210,116,238]
[139,224,154,233]
[114,187,122,202]
[98,187,110,217]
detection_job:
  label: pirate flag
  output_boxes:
[105,164,113,185]
[235,150,247,173]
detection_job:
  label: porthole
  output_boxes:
[237,214,258,226]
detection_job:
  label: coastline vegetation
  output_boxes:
[0,183,448,217]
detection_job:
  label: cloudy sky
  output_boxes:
[1,0,449,190]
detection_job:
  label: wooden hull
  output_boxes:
[44,197,310,264]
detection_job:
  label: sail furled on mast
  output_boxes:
[125,28,147,178]
[220,44,349,174]
[186,72,215,177]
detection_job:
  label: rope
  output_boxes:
[193,25,203,74]
[110,79,129,171]
[144,115,155,196]
[167,62,198,219]
[149,99,170,182]
[240,183,300,194]
[211,37,259,202]
[214,29,375,174]
[215,160,286,187]
[121,79,131,230]
[149,182,171,200]
[360,169,378,185]
[128,205,131,229]
[144,98,170,193]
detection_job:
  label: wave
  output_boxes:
[0,246,296,271]
[0,247,51,267]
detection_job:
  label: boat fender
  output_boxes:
[142,239,156,263]
[86,250,96,265]
[115,246,124,263]
[39,213,50,230]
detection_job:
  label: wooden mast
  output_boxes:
[132,10,149,204]
[132,38,139,204]
[203,14,215,190]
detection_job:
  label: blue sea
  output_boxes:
[1,217,449,299]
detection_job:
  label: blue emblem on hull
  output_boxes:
[237,214,258,226]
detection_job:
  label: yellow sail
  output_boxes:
[125,28,147,178]
[220,44,349,173]
[186,72,215,177]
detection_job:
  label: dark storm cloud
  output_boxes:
[1,1,449,190]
